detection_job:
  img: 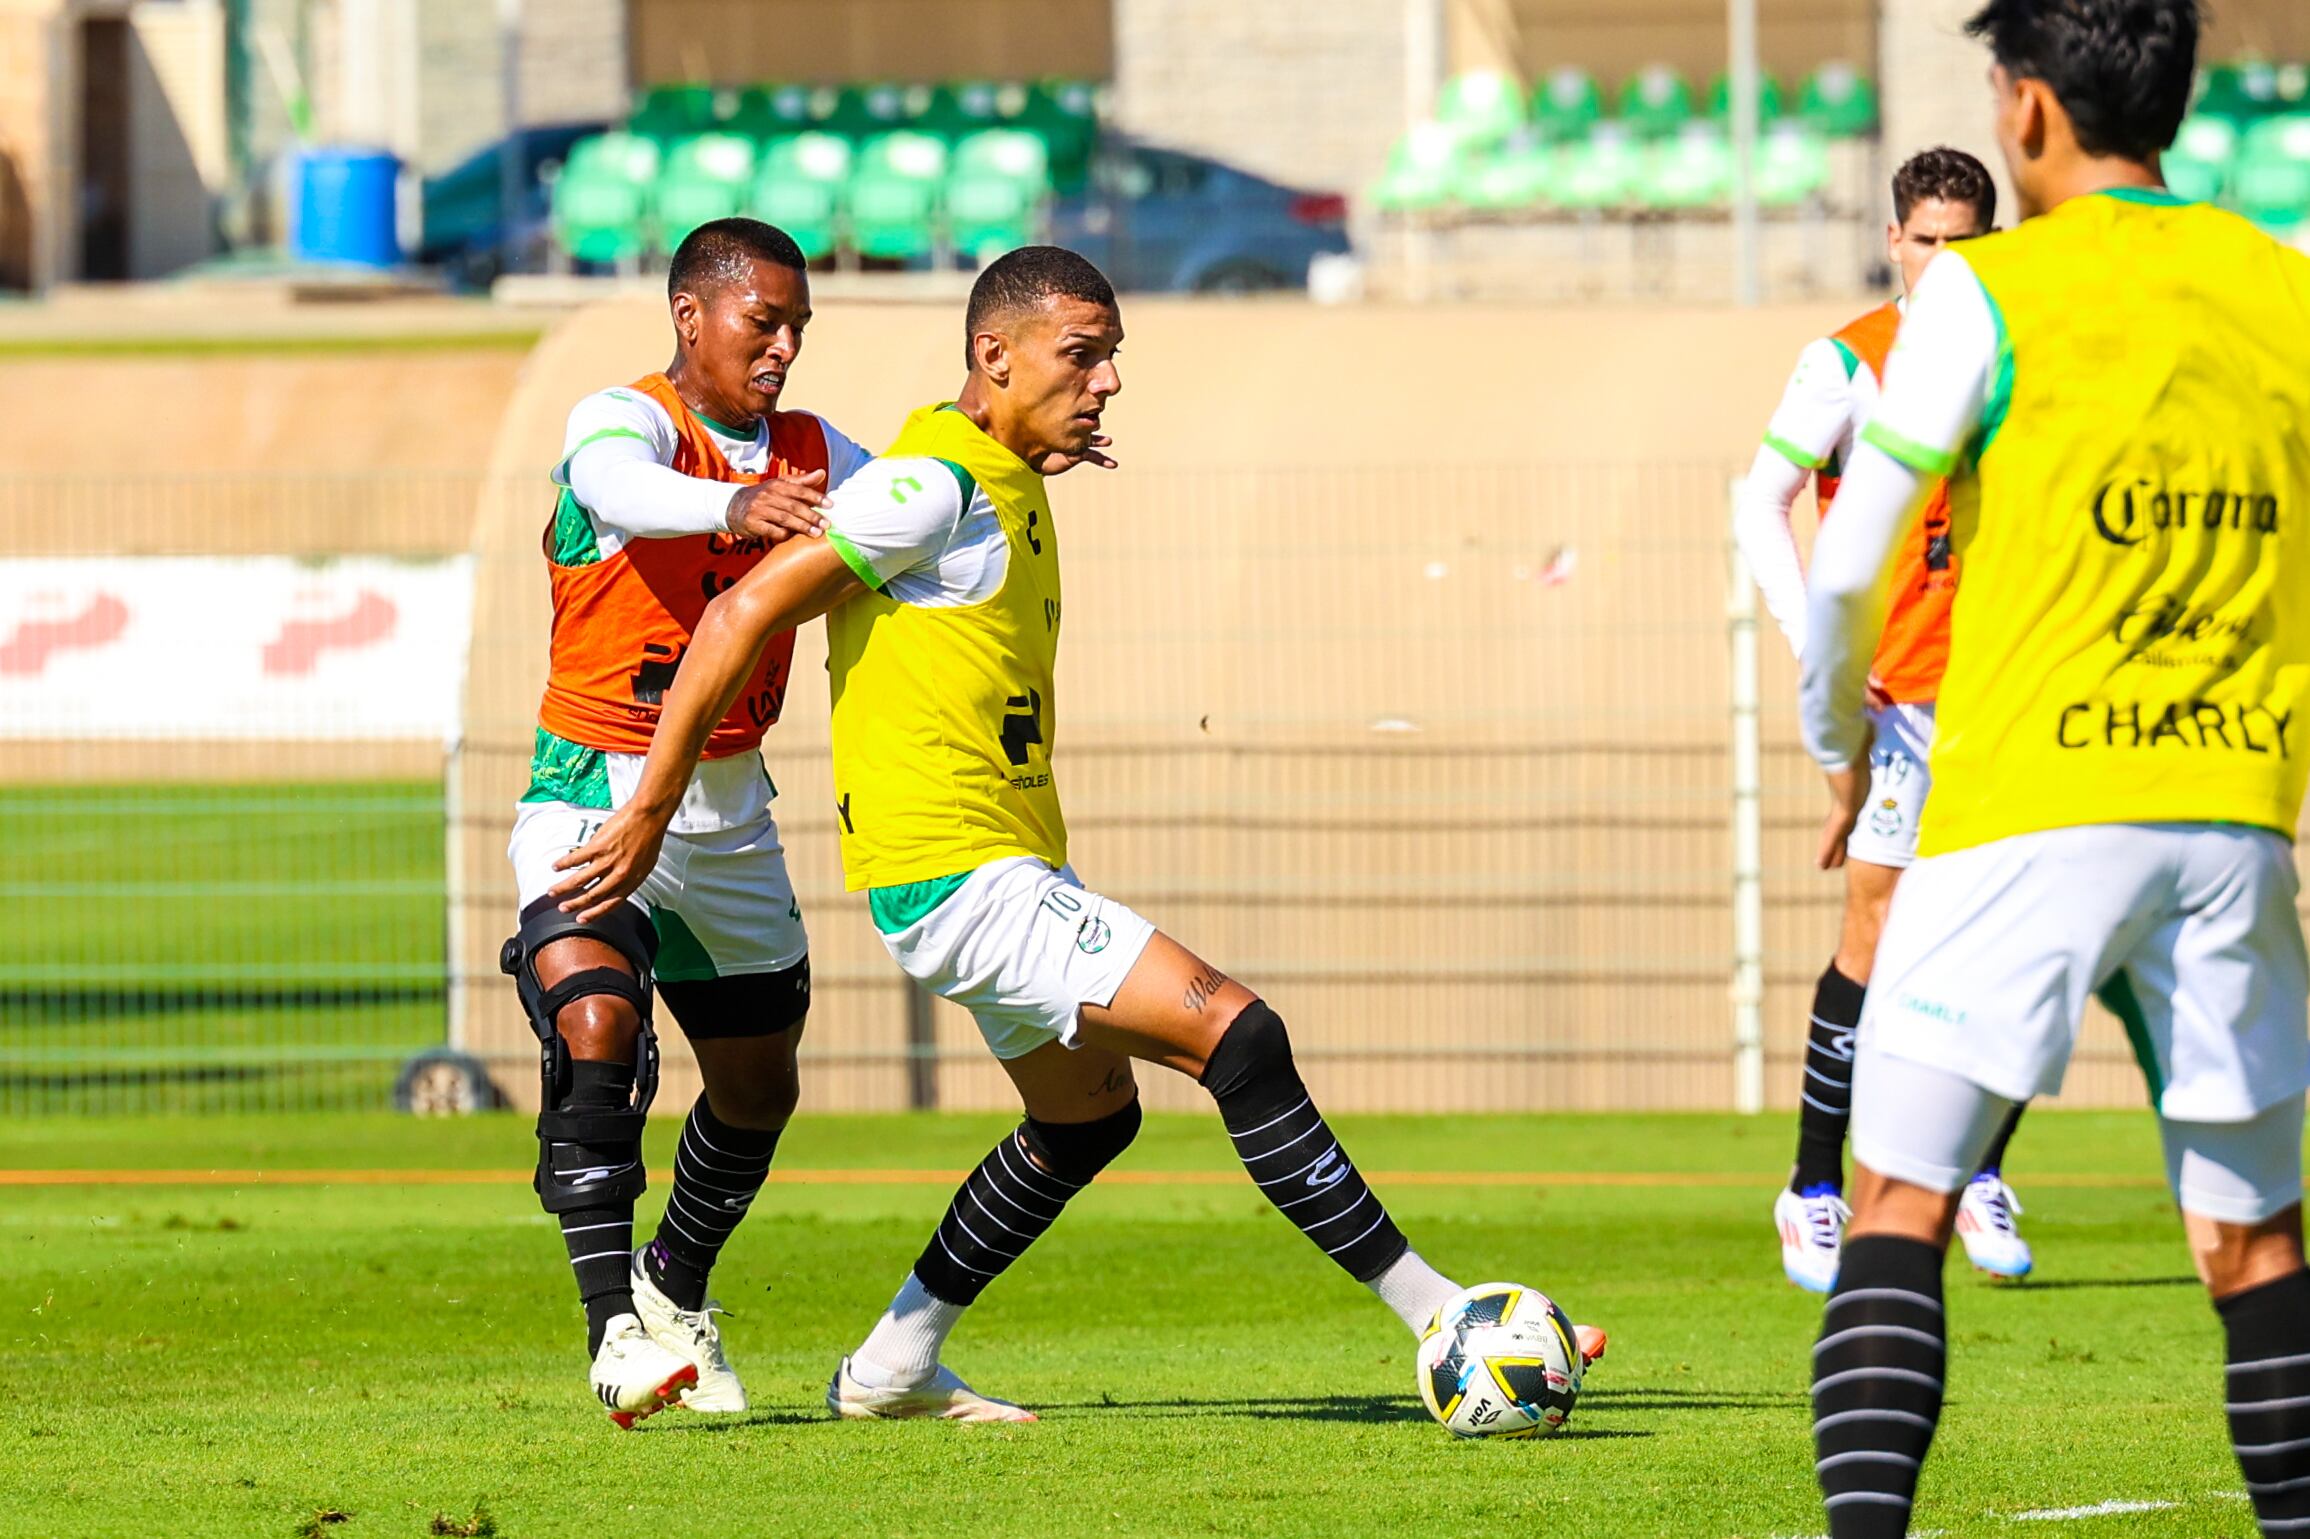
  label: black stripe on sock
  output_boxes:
[647,1094,781,1311]
[1813,1234,1946,1539]
[2221,1270,2310,1533]
[911,1128,1086,1306]
[1793,963,1865,1193]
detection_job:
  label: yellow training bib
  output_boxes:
[827,404,1066,888]
[1923,191,2310,855]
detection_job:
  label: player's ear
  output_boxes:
[971,327,1011,386]
[670,289,704,351]
[2013,77,2055,162]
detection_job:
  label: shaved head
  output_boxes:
[964,246,1117,366]
[669,218,807,301]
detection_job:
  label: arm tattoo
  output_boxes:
[1181,963,1229,1013]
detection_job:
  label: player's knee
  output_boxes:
[1021,1096,1142,1184]
[1197,998,1298,1103]
[705,1061,801,1131]
[554,992,642,1059]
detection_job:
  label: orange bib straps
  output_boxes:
[537,373,830,758]
[1816,302,1956,704]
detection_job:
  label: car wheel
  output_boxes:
[1193,259,1291,294]
[394,1050,501,1115]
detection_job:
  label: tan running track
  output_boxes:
[0,1168,2167,1189]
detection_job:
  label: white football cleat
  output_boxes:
[1775,1185,1850,1294]
[590,1312,698,1430]
[630,1251,747,1412]
[1956,1174,2034,1280]
[826,1356,1038,1423]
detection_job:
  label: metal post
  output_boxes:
[906,984,938,1110]
[1727,0,1762,306]
[442,733,467,1053]
[1728,477,1767,1113]
[498,0,524,279]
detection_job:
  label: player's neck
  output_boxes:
[664,357,761,437]
[951,379,1045,472]
[2029,153,2164,219]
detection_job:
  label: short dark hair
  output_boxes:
[1892,146,1998,227]
[964,245,1117,364]
[1965,0,2199,160]
[667,218,807,300]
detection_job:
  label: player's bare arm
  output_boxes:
[549,533,863,923]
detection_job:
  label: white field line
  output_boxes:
[2012,1500,2179,1521]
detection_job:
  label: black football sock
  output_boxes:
[555,1058,639,1354]
[909,1100,1142,1307]
[2220,1269,2310,1534]
[646,1094,782,1311]
[1793,963,1867,1194]
[1974,1103,2025,1179]
[1200,1002,1410,1284]
[1814,1234,1946,1537]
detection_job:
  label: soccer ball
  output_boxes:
[1416,1282,1584,1439]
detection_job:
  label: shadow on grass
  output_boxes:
[1991,1275,2197,1293]
[1580,1386,1810,1413]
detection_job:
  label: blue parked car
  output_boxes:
[1052,136,1351,293]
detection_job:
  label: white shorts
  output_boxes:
[1845,701,1934,869]
[508,800,807,983]
[878,857,1158,1061]
[1859,821,2309,1124]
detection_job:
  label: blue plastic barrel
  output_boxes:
[291,147,401,266]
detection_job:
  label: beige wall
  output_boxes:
[627,0,1110,87]
[1455,0,1875,92]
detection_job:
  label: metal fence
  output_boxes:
[1,462,2194,1114]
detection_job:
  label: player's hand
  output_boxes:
[1865,675,1894,713]
[725,470,828,543]
[1034,434,1116,476]
[1815,759,1871,871]
[548,806,672,924]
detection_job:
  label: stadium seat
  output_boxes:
[849,131,949,262]
[654,132,758,249]
[1707,72,1787,125]
[1752,123,1831,207]
[750,134,850,262]
[1530,67,1604,141]
[917,80,1013,142]
[826,82,913,140]
[726,84,822,142]
[1617,65,1695,138]
[2233,114,2310,235]
[1546,125,1642,212]
[1453,140,1555,213]
[1372,122,1480,212]
[2163,114,2241,203]
[946,128,1053,259]
[951,127,1050,186]
[1798,62,1878,138]
[552,134,657,266]
[2197,61,2282,125]
[1436,69,1529,141]
[629,83,719,144]
[1019,78,1101,189]
[1635,125,1733,210]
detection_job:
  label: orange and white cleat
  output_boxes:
[1573,1324,1609,1368]
[591,1313,698,1429]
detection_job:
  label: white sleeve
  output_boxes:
[554,388,735,539]
[821,456,966,590]
[812,416,876,492]
[1798,256,1997,771]
[1760,338,1859,475]
[1734,442,1817,660]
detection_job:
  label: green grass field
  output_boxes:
[1,1110,2266,1538]
[0,783,444,1113]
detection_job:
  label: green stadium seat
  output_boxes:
[1618,65,1694,138]
[1707,72,1788,125]
[760,130,853,189]
[1798,62,1878,138]
[1752,123,1831,207]
[654,132,758,249]
[552,138,654,266]
[1635,125,1733,210]
[750,135,849,262]
[951,127,1051,186]
[2198,61,2283,124]
[1530,67,1604,141]
[826,82,912,140]
[946,172,1043,262]
[2163,114,2241,203]
[1453,140,1555,212]
[1436,69,1528,141]
[849,131,949,262]
[727,84,822,142]
[2234,114,2310,235]
[630,83,719,144]
[917,80,1011,142]
[1020,78,1101,190]
[1372,122,1481,212]
[1545,126,1642,212]
[2280,63,2310,113]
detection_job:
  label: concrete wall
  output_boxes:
[1459,0,1875,92]
[627,0,1109,87]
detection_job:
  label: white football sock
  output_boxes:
[850,1272,965,1388]
[1369,1249,1460,1335]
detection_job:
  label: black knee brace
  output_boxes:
[1199,998,1293,1102]
[501,896,661,1212]
[1021,1096,1143,1185]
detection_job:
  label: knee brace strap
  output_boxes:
[1021,1096,1143,1186]
[501,896,662,1120]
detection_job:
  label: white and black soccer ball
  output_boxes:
[1416,1281,1584,1439]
